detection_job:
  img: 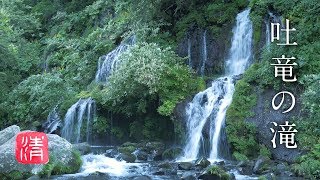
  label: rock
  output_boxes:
[253,156,270,174]
[162,147,183,160]
[135,150,148,161]
[72,142,91,155]
[181,172,197,180]
[118,142,138,154]
[195,157,211,168]
[141,142,165,161]
[237,160,254,175]
[0,129,81,179]
[132,175,152,180]
[117,153,136,163]
[198,165,230,180]
[177,28,226,76]
[158,162,173,169]
[0,125,20,146]
[245,88,302,163]
[104,148,118,158]
[259,172,276,180]
[178,162,193,170]
[153,168,177,176]
[274,163,287,175]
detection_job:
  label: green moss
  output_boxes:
[259,145,272,158]
[118,146,136,154]
[0,171,32,180]
[38,150,82,178]
[226,78,259,158]
[233,152,249,161]
[207,165,230,180]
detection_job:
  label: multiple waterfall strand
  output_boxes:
[61,98,96,144]
[181,9,253,161]
[95,36,135,83]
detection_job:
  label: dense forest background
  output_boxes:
[0,0,319,178]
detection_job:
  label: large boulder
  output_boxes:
[0,125,20,146]
[72,142,91,155]
[0,125,82,179]
[178,162,193,170]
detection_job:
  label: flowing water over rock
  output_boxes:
[42,107,61,134]
[61,98,96,143]
[95,36,135,83]
[180,9,253,161]
[265,11,283,48]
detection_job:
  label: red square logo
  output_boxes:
[15,132,49,164]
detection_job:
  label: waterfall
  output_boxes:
[61,98,96,143]
[265,12,283,48]
[180,9,253,161]
[188,38,192,68]
[42,107,61,134]
[200,30,207,76]
[95,36,135,83]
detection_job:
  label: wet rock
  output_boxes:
[118,142,138,154]
[274,163,288,175]
[198,165,230,180]
[162,147,183,160]
[253,156,270,174]
[143,142,165,160]
[195,157,211,168]
[72,142,91,155]
[104,148,118,158]
[153,167,177,176]
[135,150,148,161]
[181,172,197,180]
[132,175,152,180]
[178,162,193,170]
[237,160,254,175]
[0,125,20,146]
[117,153,136,163]
[158,162,173,169]
[259,172,276,180]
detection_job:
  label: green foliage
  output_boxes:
[102,42,200,116]
[292,144,320,179]
[259,145,272,158]
[233,152,249,161]
[207,165,230,180]
[4,74,75,129]
[226,79,259,158]
[0,171,32,180]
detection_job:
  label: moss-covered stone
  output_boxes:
[38,150,82,178]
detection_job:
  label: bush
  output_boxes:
[4,74,75,129]
[102,42,202,116]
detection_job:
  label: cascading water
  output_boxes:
[42,107,61,134]
[61,98,96,143]
[188,38,192,68]
[95,36,135,83]
[200,30,207,76]
[180,9,253,161]
[265,12,283,48]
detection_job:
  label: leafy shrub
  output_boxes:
[4,74,75,129]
